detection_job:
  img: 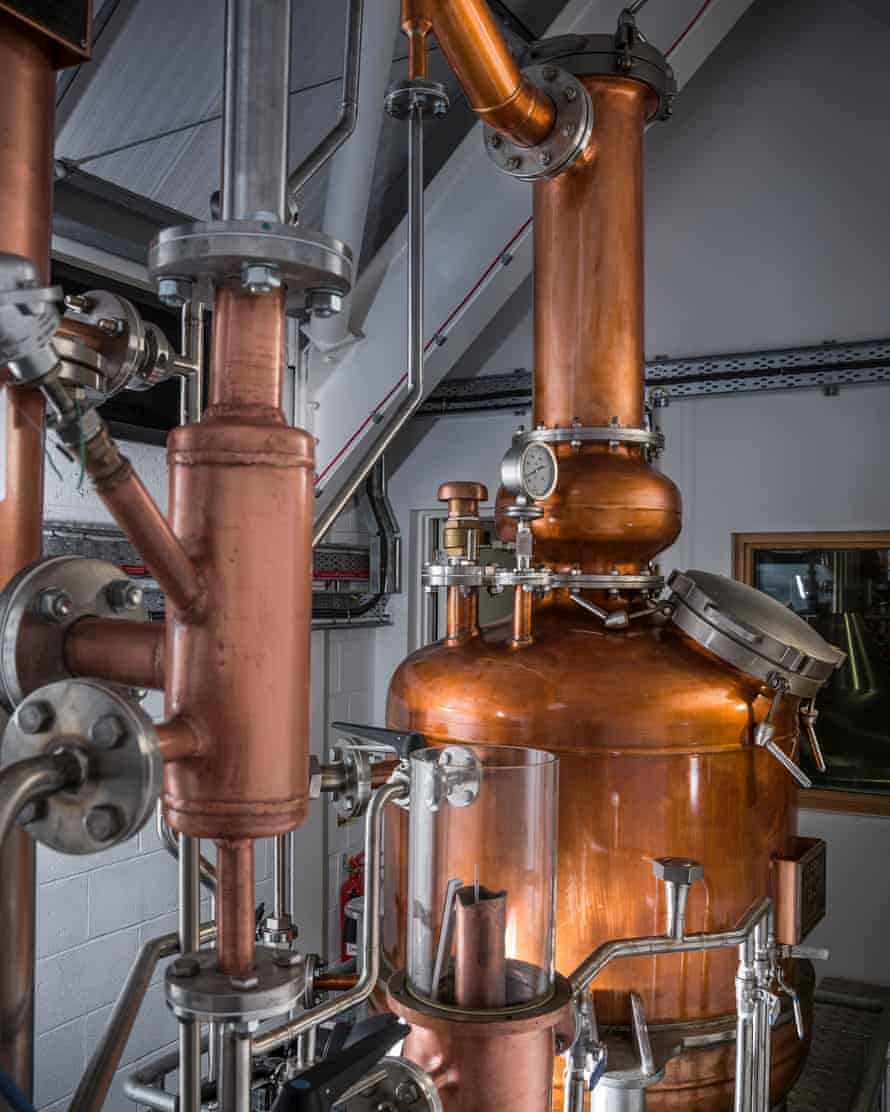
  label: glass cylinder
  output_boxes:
[407,744,557,1010]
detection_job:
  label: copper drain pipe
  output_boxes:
[401,0,555,147]
[0,10,56,1092]
[216,840,256,978]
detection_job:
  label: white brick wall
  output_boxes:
[30,443,380,1106]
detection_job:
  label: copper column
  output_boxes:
[0,12,55,1092]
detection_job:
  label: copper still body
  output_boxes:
[386,66,809,1112]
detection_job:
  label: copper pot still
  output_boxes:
[386,58,812,1112]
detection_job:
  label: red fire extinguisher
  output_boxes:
[339,851,365,962]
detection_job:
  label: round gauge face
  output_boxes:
[521,442,558,500]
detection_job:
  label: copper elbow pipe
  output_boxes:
[83,424,204,619]
[401,0,555,148]
[64,618,166,691]
[216,839,256,977]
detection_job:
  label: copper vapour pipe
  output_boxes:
[64,618,166,691]
[400,0,554,147]
[82,425,205,618]
[0,11,55,1092]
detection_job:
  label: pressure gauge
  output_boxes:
[500,440,559,501]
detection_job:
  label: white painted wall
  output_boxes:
[374,0,890,992]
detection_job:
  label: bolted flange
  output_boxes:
[385,79,450,121]
[2,680,162,855]
[484,64,593,182]
[166,945,309,1024]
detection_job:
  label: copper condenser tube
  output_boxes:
[454,886,507,1010]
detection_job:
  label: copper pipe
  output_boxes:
[454,886,507,1010]
[314,972,360,993]
[216,839,255,977]
[64,617,166,690]
[83,424,205,618]
[511,585,533,646]
[401,0,555,147]
[371,761,398,788]
[0,11,55,1094]
[535,79,651,429]
[400,0,431,79]
[156,718,205,764]
[209,285,285,411]
[445,587,477,644]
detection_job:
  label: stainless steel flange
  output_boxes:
[148,219,352,316]
[0,556,149,711]
[1,679,162,854]
[346,1057,443,1111]
[519,423,665,451]
[61,289,150,398]
[165,946,309,1023]
[552,571,665,592]
[484,64,593,182]
[385,78,450,121]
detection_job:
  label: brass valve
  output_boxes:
[438,482,488,561]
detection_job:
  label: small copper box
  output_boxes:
[771,837,827,945]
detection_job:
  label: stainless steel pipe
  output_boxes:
[287,0,363,214]
[313,95,426,545]
[221,0,293,222]
[157,803,217,896]
[178,836,202,1112]
[0,754,75,849]
[253,779,407,1054]
[218,1024,253,1112]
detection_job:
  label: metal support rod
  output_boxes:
[287,0,363,216]
[218,1024,253,1112]
[72,923,216,1110]
[221,0,293,223]
[313,98,425,545]
[253,779,407,1054]
[178,836,202,1112]
[734,934,756,1112]
[177,300,205,425]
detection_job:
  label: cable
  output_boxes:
[666,0,713,57]
[0,1068,37,1112]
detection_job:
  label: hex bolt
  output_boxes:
[542,65,558,81]
[433,98,449,119]
[97,317,124,337]
[172,956,201,978]
[37,588,73,622]
[84,805,123,844]
[506,156,522,172]
[157,277,193,309]
[539,151,553,167]
[488,133,502,149]
[64,294,92,314]
[395,1080,421,1105]
[652,857,705,940]
[565,85,578,102]
[90,715,126,750]
[230,973,259,991]
[18,701,54,735]
[306,290,344,319]
[241,263,281,294]
[106,579,144,612]
[274,950,304,969]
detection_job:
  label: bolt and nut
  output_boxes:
[539,150,553,167]
[230,973,259,991]
[395,1080,421,1105]
[84,805,123,844]
[157,278,193,309]
[506,156,522,172]
[564,85,578,102]
[18,701,54,735]
[171,956,201,978]
[306,290,344,319]
[37,589,73,622]
[106,579,144,612]
[90,715,126,750]
[488,133,502,150]
[541,65,558,82]
[274,950,304,969]
[64,294,92,314]
[241,263,281,294]
[97,318,124,337]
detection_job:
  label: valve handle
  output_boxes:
[760,736,813,789]
[799,701,827,774]
[754,688,813,789]
[775,966,805,1040]
[330,722,426,760]
[272,1013,408,1112]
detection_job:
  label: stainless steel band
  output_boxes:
[518,423,665,451]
